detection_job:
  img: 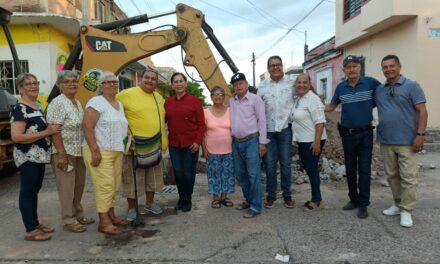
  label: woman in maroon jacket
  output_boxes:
[165,72,206,212]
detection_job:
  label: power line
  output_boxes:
[198,0,290,30]
[129,0,142,15]
[255,0,325,59]
[245,0,290,29]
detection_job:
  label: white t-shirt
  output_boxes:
[85,96,128,152]
[291,90,327,143]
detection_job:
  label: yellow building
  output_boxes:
[336,0,440,128]
[0,0,152,107]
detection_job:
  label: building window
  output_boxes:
[0,60,29,95]
[119,76,133,90]
[95,0,106,23]
[319,78,328,100]
[343,0,370,21]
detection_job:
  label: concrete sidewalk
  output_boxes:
[0,153,439,264]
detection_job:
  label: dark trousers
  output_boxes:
[297,140,326,203]
[169,146,198,201]
[341,130,373,207]
[19,162,45,232]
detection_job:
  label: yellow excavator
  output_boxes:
[1,3,238,174]
[48,3,238,105]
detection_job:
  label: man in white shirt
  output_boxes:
[257,55,295,208]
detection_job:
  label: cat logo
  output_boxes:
[85,36,127,52]
[95,41,112,51]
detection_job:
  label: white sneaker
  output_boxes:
[383,204,400,216]
[400,211,413,227]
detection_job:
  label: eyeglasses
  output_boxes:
[211,93,225,97]
[61,80,79,85]
[23,81,40,87]
[269,63,282,69]
[102,81,119,85]
[388,86,395,97]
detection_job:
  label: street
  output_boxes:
[0,153,439,264]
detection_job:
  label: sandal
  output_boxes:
[220,198,233,207]
[98,225,121,236]
[37,224,55,233]
[64,222,87,233]
[112,217,129,226]
[24,229,52,241]
[211,200,221,209]
[303,201,323,212]
[77,216,95,225]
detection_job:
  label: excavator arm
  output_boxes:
[69,4,237,106]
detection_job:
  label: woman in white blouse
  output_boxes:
[83,72,128,235]
[292,74,327,212]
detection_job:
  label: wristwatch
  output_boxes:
[416,132,426,136]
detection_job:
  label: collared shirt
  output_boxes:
[165,93,206,148]
[292,90,327,142]
[375,75,426,145]
[228,91,269,144]
[46,94,84,156]
[331,76,380,128]
[257,75,295,132]
[116,86,168,151]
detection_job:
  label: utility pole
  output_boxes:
[82,0,91,26]
[252,52,256,87]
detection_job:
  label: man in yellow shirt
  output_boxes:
[116,69,168,220]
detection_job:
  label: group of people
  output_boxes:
[10,53,427,241]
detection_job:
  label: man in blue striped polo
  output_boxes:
[325,55,380,219]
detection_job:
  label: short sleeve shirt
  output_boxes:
[292,90,327,142]
[116,87,168,151]
[375,75,426,145]
[331,76,380,128]
[46,94,84,156]
[85,96,128,152]
[257,75,295,132]
[10,103,51,167]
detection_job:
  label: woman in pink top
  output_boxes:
[203,86,234,208]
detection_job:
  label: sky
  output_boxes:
[113,0,336,88]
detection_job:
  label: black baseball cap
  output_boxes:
[230,72,246,84]
[343,55,361,66]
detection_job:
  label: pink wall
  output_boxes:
[306,55,344,96]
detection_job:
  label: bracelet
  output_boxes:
[416,132,425,136]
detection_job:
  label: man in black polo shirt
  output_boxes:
[325,55,380,219]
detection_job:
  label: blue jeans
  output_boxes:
[169,146,198,201]
[341,130,373,207]
[232,137,262,213]
[19,161,46,232]
[297,140,326,203]
[264,126,292,198]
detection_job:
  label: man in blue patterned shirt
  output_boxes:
[325,55,380,219]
